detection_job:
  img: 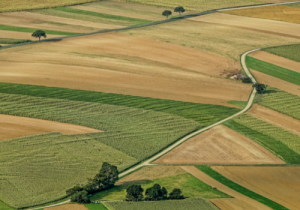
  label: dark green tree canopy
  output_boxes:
[174,6,185,16]
[126,185,144,201]
[253,83,267,94]
[71,190,90,203]
[32,30,46,41]
[145,184,168,201]
[169,188,184,200]
[162,10,172,19]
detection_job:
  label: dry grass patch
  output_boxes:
[249,50,300,73]
[154,125,284,165]
[213,166,300,210]
[223,5,300,24]
[45,204,88,210]
[211,198,258,210]
[0,32,251,107]
[0,114,101,141]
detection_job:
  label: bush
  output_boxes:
[126,185,144,201]
[169,188,184,200]
[71,190,90,204]
[242,77,252,83]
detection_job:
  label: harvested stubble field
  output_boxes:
[0,30,61,40]
[0,114,100,141]
[211,198,259,210]
[104,198,219,210]
[0,32,252,107]
[223,5,300,24]
[119,18,300,61]
[0,93,201,208]
[213,166,300,210]
[46,204,88,210]
[154,125,284,165]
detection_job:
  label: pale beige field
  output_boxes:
[0,32,252,107]
[117,166,186,185]
[0,30,60,40]
[191,13,300,39]
[45,204,87,210]
[120,19,300,61]
[213,166,300,210]
[250,50,300,73]
[181,166,271,210]
[0,114,101,141]
[249,104,300,136]
[211,198,258,210]
[154,125,284,165]
[251,69,300,97]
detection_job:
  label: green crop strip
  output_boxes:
[263,44,300,62]
[246,56,300,86]
[0,38,31,44]
[0,24,79,36]
[197,166,289,210]
[0,201,15,210]
[0,83,239,126]
[54,7,153,25]
[85,204,108,210]
[223,120,300,164]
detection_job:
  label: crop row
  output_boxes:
[263,44,300,63]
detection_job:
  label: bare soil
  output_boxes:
[213,166,300,210]
[45,204,88,210]
[154,125,284,165]
[0,114,101,141]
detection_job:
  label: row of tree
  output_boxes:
[162,6,185,19]
[126,184,184,201]
[66,162,119,203]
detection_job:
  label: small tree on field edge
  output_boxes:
[169,188,184,200]
[71,190,90,203]
[253,83,267,94]
[145,184,168,201]
[174,6,185,16]
[162,10,172,19]
[32,30,46,41]
[126,185,144,201]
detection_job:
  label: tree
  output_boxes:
[253,83,267,94]
[126,185,144,201]
[145,184,168,201]
[242,77,253,84]
[174,6,185,16]
[66,184,84,196]
[169,188,184,200]
[32,30,46,41]
[162,10,172,19]
[94,162,119,190]
[71,190,90,203]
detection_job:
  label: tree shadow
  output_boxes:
[264,89,277,94]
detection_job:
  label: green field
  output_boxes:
[197,166,288,210]
[86,204,108,210]
[0,201,14,210]
[246,56,300,86]
[91,173,229,201]
[263,44,300,63]
[227,100,247,108]
[258,87,300,121]
[0,38,31,44]
[0,24,78,36]
[103,198,219,210]
[0,83,239,126]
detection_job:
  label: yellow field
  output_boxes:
[223,5,300,24]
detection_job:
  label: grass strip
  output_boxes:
[54,7,153,25]
[0,201,15,210]
[85,203,108,210]
[0,38,31,44]
[263,44,300,63]
[227,100,247,108]
[0,83,238,126]
[246,56,300,86]
[0,24,79,36]
[223,120,300,164]
[196,165,289,210]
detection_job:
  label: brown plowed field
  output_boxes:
[181,166,271,210]
[45,204,87,210]
[251,69,300,97]
[0,32,252,107]
[211,198,258,210]
[154,125,284,165]
[249,51,300,73]
[249,104,300,136]
[0,30,60,40]
[0,114,101,141]
[212,166,300,210]
[224,5,300,24]
[191,13,300,39]
[116,166,186,186]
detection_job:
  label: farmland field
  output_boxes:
[45,204,88,210]
[154,125,284,165]
[85,204,107,210]
[103,198,219,210]
[211,198,258,210]
[213,166,300,210]
[263,44,300,62]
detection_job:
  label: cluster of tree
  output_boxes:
[162,6,185,19]
[253,83,267,94]
[242,77,253,83]
[126,184,184,202]
[66,162,119,204]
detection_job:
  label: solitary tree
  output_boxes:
[32,30,46,41]
[162,10,172,19]
[145,184,168,201]
[169,188,184,200]
[174,6,185,16]
[126,185,144,201]
[253,83,267,94]
[71,190,90,203]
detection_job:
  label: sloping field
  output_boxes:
[190,13,300,39]
[223,5,300,24]
[249,50,300,73]
[0,32,252,107]
[119,19,300,61]
[248,104,300,136]
[46,204,88,210]
[211,198,258,210]
[213,166,300,210]
[0,114,101,141]
[154,125,284,165]
[263,44,300,62]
